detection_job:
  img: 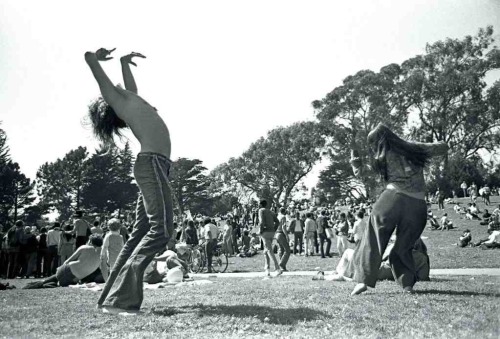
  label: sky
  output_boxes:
[1,0,499,191]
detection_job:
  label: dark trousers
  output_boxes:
[22,252,37,277]
[313,231,319,253]
[205,239,217,272]
[97,153,173,310]
[6,249,20,278]
[438,200,444,210]
[345,189,427,288]
[47,246,59,275]
[319,233,331,257]
[0,250,8,277]
[293,232,303,254]
[36,249,50,277]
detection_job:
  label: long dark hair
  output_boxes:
[368,123,430,181]
[88,97,127,147]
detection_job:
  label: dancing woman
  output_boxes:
[84,48,174,312]
[345,123,447,295]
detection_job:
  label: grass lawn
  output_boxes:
[0,275,498,338]
[0,196,498,338]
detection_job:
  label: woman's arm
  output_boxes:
[120,52,146,94]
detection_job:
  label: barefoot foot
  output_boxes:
[350,283,368,296]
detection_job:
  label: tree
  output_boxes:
[169,158,211,215]
[62,146,89,210]
[36,159,72,220]
[36,147,89,220]
[401,26,500,162]
[313,66,407,198]
[0,162,35,222]
[313,26,500,197]
[111,142,137,217]
[216,121,325,207]
[80,143,137,216]
[0,123,10,167]
[316,157,367,202]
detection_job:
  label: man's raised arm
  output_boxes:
[85,48,125,107]
[120,52,146,94]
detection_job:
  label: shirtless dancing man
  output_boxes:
[84,48,174,313]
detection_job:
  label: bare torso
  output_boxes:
[67,245,101,279]
[114,88,171,159]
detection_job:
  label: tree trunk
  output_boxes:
[13,183,18,221]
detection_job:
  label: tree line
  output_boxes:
[1,26,499,228]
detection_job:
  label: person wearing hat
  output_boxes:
[73,211,91,250]
[345,123,447,295]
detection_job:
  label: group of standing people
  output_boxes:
[0,211,127,282]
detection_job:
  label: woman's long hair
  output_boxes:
[87,97,127,147]
[367,123,431,181]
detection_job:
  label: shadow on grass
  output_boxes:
[414,289,500,297]
[150,304,328,324]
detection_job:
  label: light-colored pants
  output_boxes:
[336,235,348,257]
[223,236,234,256]
[304,232,315,255]
[275,232,290,269]
[260,232,279,271]
[97,153,174,310]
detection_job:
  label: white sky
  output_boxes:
[1,0,499,189]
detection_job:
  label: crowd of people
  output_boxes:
[0,211,128,281]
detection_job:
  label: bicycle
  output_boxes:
[187,241,228,273]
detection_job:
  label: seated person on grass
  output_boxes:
[439,213,454,231]
[487,214,500,232]
[249,232,261,251]
[453,203,463,215]
[427,210,439,230]
[479,210,493,226]
[24,234,102,288]
[457,229,472,248]
[237,230,257,257]
[473,230,500,249]
[466,203,481,220]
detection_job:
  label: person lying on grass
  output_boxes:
[23,234,102,289]
[154,249,190,279]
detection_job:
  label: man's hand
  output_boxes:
[120,52,146,66]
[95,48,116,61]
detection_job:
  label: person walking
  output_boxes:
[258,200,282,276]
[275,208,291,271]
